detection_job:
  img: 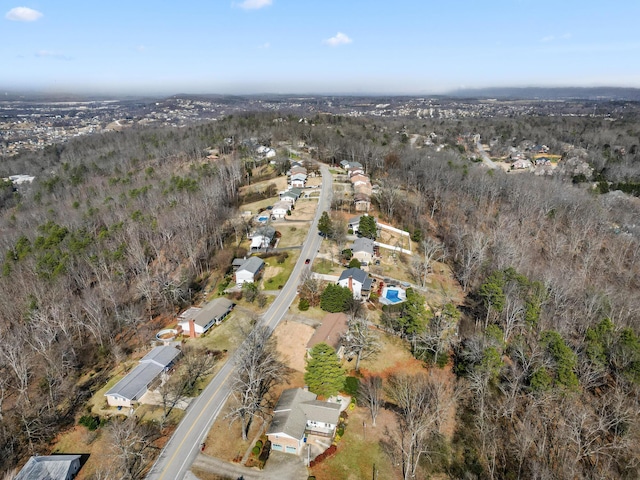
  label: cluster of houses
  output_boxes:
[340,160,372,212]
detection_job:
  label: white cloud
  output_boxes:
[323,32,352,47]
[136,45,147,52]
[5,6,43,22]
[258,42,270,49]
[35,50,71,60]
[541,33,572,43]
[235,0,272,10]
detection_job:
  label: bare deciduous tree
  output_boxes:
[359,375,383,427]
[227,326,288,440]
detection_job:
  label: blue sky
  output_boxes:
[2,0,640,95]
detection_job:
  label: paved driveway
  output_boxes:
[190,451,308,480]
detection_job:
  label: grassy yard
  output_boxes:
[261,251,299,290]
[310,407,399,480]
[276,225,307,247]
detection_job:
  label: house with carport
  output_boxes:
[105,345,181,407]
[267,388,341,455]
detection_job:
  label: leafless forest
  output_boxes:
[1,108,640,478]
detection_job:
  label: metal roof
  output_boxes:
[237,256,265,275]
[15,455,81,480]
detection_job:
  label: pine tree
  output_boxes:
[318,211,333,237]
[304,343,346,398]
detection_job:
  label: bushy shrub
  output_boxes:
[79,415,100,431]
[343,376,359,396]
[252,446,261,456]
[309,444,338,467]
[298,298,310,311]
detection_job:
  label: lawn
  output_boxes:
[310,407,399,480]
[261,251,299,290]
[276,225,307,248]
[312,257,343,275]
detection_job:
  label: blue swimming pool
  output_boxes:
[258,216,269,222]
[385,289,401,303]
[380,286,406,305]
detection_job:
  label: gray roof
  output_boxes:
[352,237,375,254]
[281,191,299,199]
[232,258,247,268]
[289,187,303,196]
[105,346,180,402]
[15,455,82,480]
[140,345,182,368]
[339,268,373,291]
[253,225,276,239]
[268,388,341,439]
[192,298,234,327]
[238,256,265,275]
[267,388,316,439]
[301,400,341,425]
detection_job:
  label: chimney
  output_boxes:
[189,319,196,338]
[348,276,353,292]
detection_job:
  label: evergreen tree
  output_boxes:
[358,215,377,239]
[304,342,346,398]
[318,211,333,237]
[320,284,353,313]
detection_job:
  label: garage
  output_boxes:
[285,446,297,454]
[272,444,283,452]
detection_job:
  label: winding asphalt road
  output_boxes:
[146,165,332,480]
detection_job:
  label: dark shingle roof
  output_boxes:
[352,237,374,254]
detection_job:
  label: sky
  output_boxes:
[2,0,640,96]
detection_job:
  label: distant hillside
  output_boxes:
[448,87,640,101]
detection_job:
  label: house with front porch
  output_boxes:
[267,388,341,455]
[235,256,265,286]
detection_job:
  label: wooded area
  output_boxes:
[1,107,640,478]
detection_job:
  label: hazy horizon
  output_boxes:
[3,0,640,96]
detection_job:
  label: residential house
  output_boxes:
[15,454,83,480]
[351,237,376,265]
[345,161,363,170]
[290,173,307,188]
[338,267,373,300]
[354,181,373,196]
[105,345,181,407]
[348,214,376,235]
[249,225,276,250]
[350,174,370,187]
[178,298,235,338]
[306,313,349,358]
[348,167,365,177]
[235,256,265,286]
[267,388,342,455]
[353,192,371,212]
[290,166,307,176]
[271,201,290,219]
[512,159,533,170]
[280,191,299,204]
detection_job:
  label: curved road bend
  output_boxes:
[146,165,333,480]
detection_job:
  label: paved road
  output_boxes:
[474,134,498,169]
[146,165,332,480]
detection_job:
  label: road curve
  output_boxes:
[146,164,332,480]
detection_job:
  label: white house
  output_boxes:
[235,256,265,286]
[338,267,373,300]
[105,345,182,407]
[267,388,341,455]
[249,225,276,250]
[177,297,235,337]
[271,200,290,219]
[290,173,307,188]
